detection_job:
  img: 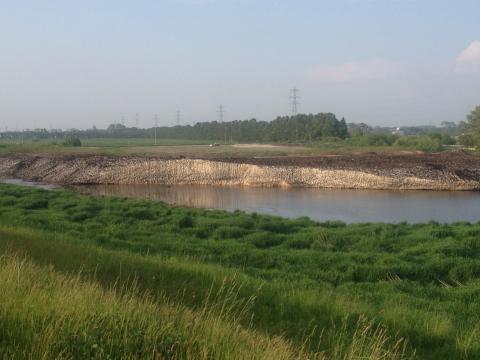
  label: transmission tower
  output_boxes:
[176,110,181,126]
[154,114,159,145]
[217,105,225,123]
[290,87,300,116]
[290,87,301,141]
[135,113,139,128]
[217,105,227,144]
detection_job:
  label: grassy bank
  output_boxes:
[0,227,410,360]
[0,252,302,359]
[1,184,480,358]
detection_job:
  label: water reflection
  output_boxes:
[71,184,480,223]
[2,178,60,190]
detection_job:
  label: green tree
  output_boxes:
[467,106,480,136]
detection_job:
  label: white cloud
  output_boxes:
[455,41,480,74]
[308,59,402,83]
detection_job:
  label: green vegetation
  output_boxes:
[2,107,478,155]
[345,133,461,152]
[63,135,82,147]
[0,134,462,159]
[81,138,211,147]
[0,252,303,359]
[317,133,455,153]
[0,139,226,157]
[393,135,443,152]
[3,108,480,156]
[466,105,480,146]
[346,133,398,147]
[459,134,476,147]
[0,142,311,160]
[143,113,348,142]
[1,184,480,358]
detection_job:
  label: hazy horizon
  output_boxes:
[0,116,460,133]
[1,0,479,130]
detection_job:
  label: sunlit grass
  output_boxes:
[0,253,302,359]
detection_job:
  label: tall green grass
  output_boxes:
[0,253,302,359]
[0,183,479,358]
[0,226,413,359]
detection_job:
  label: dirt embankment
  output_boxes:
[0,153,479,190]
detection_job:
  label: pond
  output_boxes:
[3,178,479,223]
[70,183,480,223]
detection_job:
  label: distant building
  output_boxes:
[392,127,405,136]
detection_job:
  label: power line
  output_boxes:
[290,87,300,116]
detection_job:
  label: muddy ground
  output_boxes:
[212,151,480,181]
[1,151,479,188]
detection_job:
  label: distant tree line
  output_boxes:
[348,122,464,137]
[0,114,348,143]
[152,114,348,142]
[2,107,479,149]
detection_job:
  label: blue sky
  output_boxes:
[0,0,479,129]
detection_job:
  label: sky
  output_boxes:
[0,0,479,130]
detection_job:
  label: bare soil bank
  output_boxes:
[1,152,479,190]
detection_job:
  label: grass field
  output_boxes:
[1,134,478,158]
[0,137,431,159]
[1,183,480,358]
[0,138,318,157]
